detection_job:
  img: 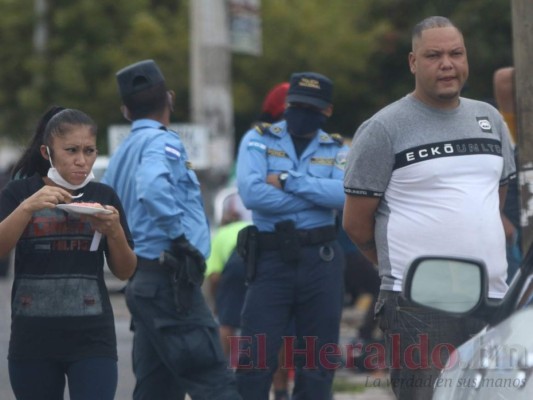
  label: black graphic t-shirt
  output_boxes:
[0,174,134,361]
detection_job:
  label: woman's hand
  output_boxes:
[20,185,72,214]
[84,206,136,280]
[83,206,122,239]
[0,185,70,257]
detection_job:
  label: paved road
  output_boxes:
[0,262,394,400]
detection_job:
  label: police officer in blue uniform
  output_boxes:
[235,72,348,400]
[102,59,241,400]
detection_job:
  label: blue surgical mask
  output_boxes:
[284,107,327,137]
[46,146,95,190]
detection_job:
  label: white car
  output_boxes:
[404,250,533,399]
[92,155,110,182]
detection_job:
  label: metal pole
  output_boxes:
[33,0,48,54]
[513,0,533,250]
[190,0,234,223]
[189,0,234,172]
[33,0,48,95]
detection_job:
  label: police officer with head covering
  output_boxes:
[258,82,290,123]
[102,59,241,400]
[235,72,348,400]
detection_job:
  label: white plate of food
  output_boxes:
[56,202,113,215]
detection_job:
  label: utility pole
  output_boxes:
[513,0,533,250]
[189,0,234,172]
[33,0,48,54]
[33,0,48,97]
[190,0,234,221]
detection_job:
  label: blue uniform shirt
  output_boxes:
[102,119,210,259]
[236,120,348,231]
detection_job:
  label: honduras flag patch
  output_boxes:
[165,143,181,159]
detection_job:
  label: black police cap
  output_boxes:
[116,59,166,99]
[287,72,333,110]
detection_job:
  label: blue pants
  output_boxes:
[126,264,241,400]
[9,357,117,400]
[236,242,344,400]
[506,231,522,284]
[216,249,247,328]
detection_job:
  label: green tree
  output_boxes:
[364,0,512,110]
[0,0,513,154]
[232,0,512,143]
[232,1,392,141]
[0,0,190,151]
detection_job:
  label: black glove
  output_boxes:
[171,235,206,285]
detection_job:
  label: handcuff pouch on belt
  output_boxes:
[274,220,301,263]
[237,225,259,285]
[159,246,206,314]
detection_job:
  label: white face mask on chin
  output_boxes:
[46,146,95,190]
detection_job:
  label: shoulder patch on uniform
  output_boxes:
[247,140,267,153]
[165,143,181,159]
[329,133,344,146]
[335,150,348,170]
[186,161,193,169]
[253,122,272,135]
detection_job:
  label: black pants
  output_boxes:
[126,262,241,400]
[375,291,485,400]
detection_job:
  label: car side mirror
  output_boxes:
[404,256,488,315]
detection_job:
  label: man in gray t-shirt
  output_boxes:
[343,16,515,400]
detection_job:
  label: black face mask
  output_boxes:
[284,107,327,137]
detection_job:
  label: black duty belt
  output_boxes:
[258,225,337,251]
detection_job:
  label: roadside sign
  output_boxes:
[229,0,262,56]
[107,124,211,169]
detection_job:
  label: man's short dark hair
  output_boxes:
[412,16,460,43]
[122,82,168,119]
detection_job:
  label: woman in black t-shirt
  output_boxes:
[0,106,136,400]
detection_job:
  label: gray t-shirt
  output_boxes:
[344,94,515,298]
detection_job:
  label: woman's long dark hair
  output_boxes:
[11,106,97,179]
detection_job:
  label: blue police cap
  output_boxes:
[116,59,166,99]
[287,72,333,110]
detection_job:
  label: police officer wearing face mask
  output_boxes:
[235,72,349,400]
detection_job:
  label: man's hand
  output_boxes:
[266,173,282,189]
[501,213,517,245]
